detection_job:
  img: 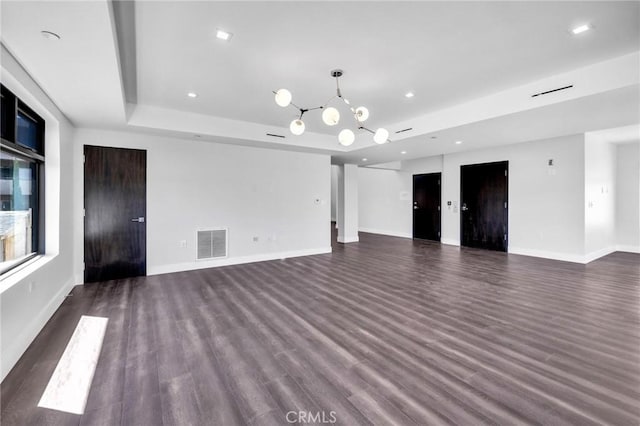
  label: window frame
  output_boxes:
[0,84,45,276]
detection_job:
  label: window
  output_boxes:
[0,84,44,275]
[16,101,44,153]
[1,86,15,142]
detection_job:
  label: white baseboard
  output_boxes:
[583,246,617,263]
[148,246,332,276]
[616,245,640,254]
[337,236,359,243]
[1,277,76,381]
[358,228,412,239]
[508,246,587,263]
[441,238,460,246]
[509,246,620,264]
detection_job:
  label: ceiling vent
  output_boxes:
[531,85,573,98]
[197,229,228,260]
[266,133,286,138]
[395,127,413,134]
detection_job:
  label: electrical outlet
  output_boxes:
[178,240,187,248]
[253,236,259,242]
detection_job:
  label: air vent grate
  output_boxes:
[197,229,228,260]
[531,85,573,98]
[395,127,413,134]
[266,133,286,138]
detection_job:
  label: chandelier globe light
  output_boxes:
[322,107,340,126]
[290,119,305,135]
[373,128,390,144]
[273,69,390,145]
[355,106,369,122]
[338,129,355,146]
[275,89,292,107]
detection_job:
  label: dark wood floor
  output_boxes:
[2,230,639,425]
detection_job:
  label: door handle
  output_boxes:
[131,217,145,223]
[414,206,419,210]
[461,204,468,211]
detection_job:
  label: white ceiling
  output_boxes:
[336,84,640,165]
[1,0,126,127]
[134,1,639,134]
[1,1,639,164]
[588,123,640,144]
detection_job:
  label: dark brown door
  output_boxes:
[460,161,508,252]
[413,173,441,241]
[84,145,146,283]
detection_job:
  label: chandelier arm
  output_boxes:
[360,126,392,142]
[289,100,304,111]
[323,95,338,108]
[296,105,324,120]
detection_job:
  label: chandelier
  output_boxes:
[273,69,390,146]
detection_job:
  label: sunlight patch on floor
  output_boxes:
[37,315,108,415]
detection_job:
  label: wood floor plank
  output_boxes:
[2,229,638,425]
[121,392,163,426]
[159,373,203,426]
[79,401,122,426]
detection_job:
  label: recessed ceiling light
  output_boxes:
[571,24,591,35]
[216,29,233,41]
[41,30,61,41]
[401,151,407,154]
[455,140,463,145]
[362,158,368,162]
[405,92,414,98]
[187,92,198,98]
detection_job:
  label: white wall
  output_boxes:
[73,129,331,277]
[1,45,76,380]
[442,136,584,261]
[358,156,442,238]
[616,142,640,252]
[442,135,586,260]
[336,164,359,243]
[330,165,338,221]
[358,134,589,262]
[584,133,617,260]
[402,156,443,176]
[358,167,412,238]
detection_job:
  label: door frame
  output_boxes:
[83,144,147,283]
[412,172,442,241]
[460,161,509,251]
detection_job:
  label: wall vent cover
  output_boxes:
[531,85,573,98]
[197,229,228,260]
